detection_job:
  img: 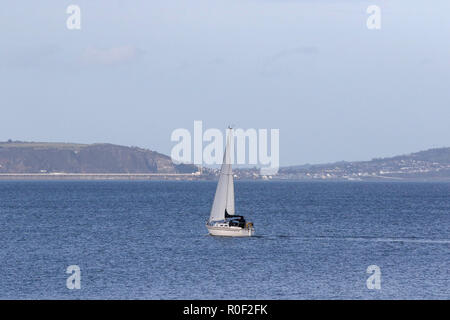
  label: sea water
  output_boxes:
[0,181,448,299]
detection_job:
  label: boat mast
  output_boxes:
[208,126,234,222]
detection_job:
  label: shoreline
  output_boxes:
[0,173,205,181]
[0,173,449,182]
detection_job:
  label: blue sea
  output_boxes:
[0,181,448,299]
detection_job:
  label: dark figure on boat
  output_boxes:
[225,210,246,228]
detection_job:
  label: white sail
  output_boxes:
[209,128,234,222]
[226,167,235,215]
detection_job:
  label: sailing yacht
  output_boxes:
[206,127,255,237]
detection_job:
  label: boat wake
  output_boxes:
[255,235,450,244]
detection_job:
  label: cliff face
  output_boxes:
[0,142,197,174]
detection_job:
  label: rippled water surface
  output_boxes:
[0,181,448,299]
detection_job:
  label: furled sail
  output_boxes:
[209,128,235,222]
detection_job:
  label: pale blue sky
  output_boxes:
[0,0,449,165]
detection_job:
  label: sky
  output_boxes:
[0,0,449,166]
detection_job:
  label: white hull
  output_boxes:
[206,224,255,237]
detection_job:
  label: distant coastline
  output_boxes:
[1,174,448,182]
[0,173,204,181]
[0,141,449,182]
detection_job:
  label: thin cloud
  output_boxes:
[2,44,60,68]
[261,46,319,76]
[81,46,143,65]
[265,46,319,66]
